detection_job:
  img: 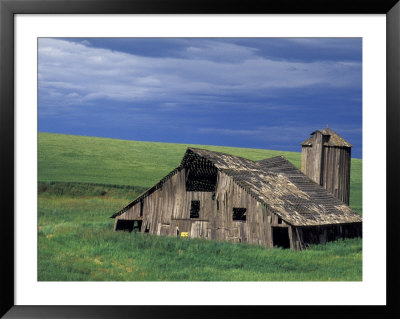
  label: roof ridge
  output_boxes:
[187,147,258,163]
[188,147,291,164]
[256,155,286,162]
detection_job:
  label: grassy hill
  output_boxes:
[38,132,362,281]
[38,132,362,214]
[38,132,303,187]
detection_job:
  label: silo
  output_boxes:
[301,127,352,205]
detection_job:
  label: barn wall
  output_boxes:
[115,169,288,247]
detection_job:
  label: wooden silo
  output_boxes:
[301,128,352,205]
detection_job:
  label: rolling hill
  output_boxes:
[38,132,362,214]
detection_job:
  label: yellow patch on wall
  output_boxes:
[180,232,189,237]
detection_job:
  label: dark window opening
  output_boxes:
[190,200,200,218]
[232,208,246,221]
[272,227,290,249]
[278,216,282,224]
[216,200,220,212]
[115,220,134,232]
[140,199,144,217]
[185,163,218,192]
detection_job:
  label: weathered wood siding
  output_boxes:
[301,145,312,178]
[304,131,324,184]
[114,168,293,248]
[301,134,351,205]
[321,146,351,205]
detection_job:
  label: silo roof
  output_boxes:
[301,128,352,147]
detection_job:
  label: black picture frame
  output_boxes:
[1,0,399,318]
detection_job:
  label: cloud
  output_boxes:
[183,40,257,62]
[285,38,361,50]
[38,38,361,108]
[80,40,91,46]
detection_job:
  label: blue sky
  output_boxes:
[38,38,362,158]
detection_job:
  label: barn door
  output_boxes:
[272,226,290,249]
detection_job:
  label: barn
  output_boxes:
[112,131,362,250]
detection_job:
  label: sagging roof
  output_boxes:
[301,128,352,148]
[112,147,361,227]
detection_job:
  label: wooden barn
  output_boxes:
[112,140,362,250]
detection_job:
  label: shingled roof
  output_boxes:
[301,128,352,147]
[112,148,361,227]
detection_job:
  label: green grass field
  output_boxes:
[38,132,304,187]
[38,132,362,281]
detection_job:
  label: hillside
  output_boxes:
[38,132,362,214]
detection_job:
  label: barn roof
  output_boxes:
[301,128,352,148]
[112,148,361,227]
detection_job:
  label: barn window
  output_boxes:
[190,200,200,218]
[278,216,282,224]
[185,161,218,192]
[216,199,220,212]
[140,199,144,217]
[232,208,246,221]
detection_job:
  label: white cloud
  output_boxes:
[38,38,361,107]
[184,40,257,62]
[285,38,360,49]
